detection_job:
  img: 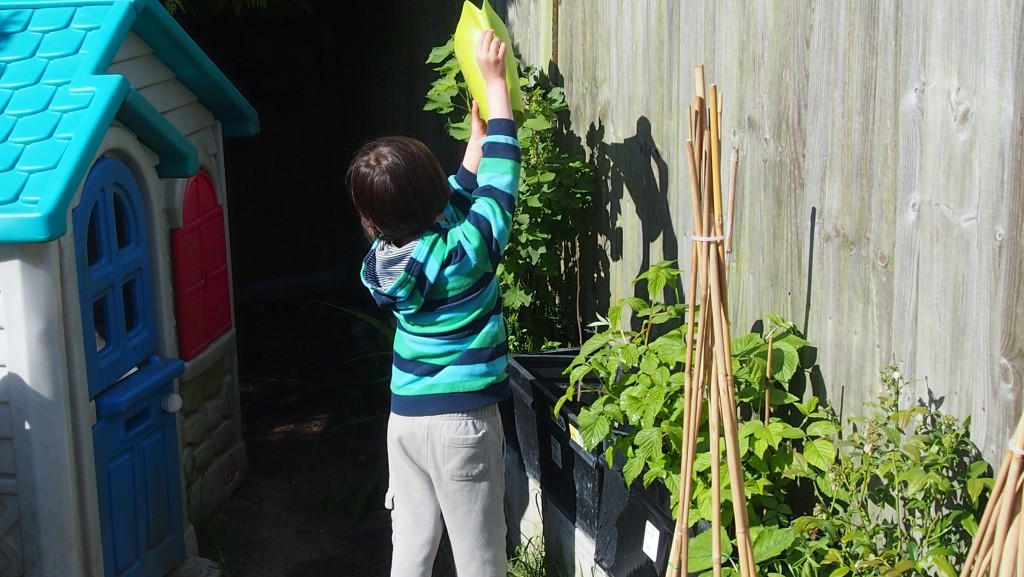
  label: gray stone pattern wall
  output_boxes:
[178,347,244,520]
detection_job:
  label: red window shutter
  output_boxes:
[171,171,232,360]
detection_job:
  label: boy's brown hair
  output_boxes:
[347,136,450,245]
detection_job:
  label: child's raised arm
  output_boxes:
[461,100,487,174]
[476,29,513,121]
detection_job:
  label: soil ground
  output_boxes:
[196,297,399,577]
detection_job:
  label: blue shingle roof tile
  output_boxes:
[0,10,32,34]
[37,27,87,58]
[11,111,60,143]
[0,171,28,204]
[0,0,258,243]
[0,115,13,140]
[50,85,93,112]
[42,54,79,84]
[0,33,43,64]
[28,6,74,32]
[71,6,107,31]
[53,109,81,138]
[0,57,47,89]
[0,142,22,171]
[18,138,67,172]
[6,83,56,116]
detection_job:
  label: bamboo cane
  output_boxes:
[668,277,698,577]
[718,91,724,140]
[1017,487,1024,577]
[669,138,707,577]
[963,406,1024,577]
[704,80,755,577]
[667,268,697,577]
[707,85,726,286]
[999,506,1021,577]
[699,157,724,577]
[725,148,739,262]
[706,227,756,577]
[962,443,1014,576]
[765,334,774,425]
[989,417,1024,576]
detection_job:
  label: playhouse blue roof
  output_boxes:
[0,0,259,243]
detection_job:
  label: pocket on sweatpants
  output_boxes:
[443,431,489,481]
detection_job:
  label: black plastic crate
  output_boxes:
[508,351,603,537]
[596,468,675,577]
[506,356,543,479]
[598,469,711,577]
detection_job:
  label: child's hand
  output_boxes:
[476,29,507,85]
[476,29,514,121]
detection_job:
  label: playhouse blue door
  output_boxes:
[74,158,186,577]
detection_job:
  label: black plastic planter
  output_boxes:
[596,468,675,577]
[506,356,542,480]
[508,351,603,538]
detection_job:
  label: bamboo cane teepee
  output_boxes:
[960,404,1024,577]
[667,65,755,577]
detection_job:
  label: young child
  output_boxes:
[346,30,520,577]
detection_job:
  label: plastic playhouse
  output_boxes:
[0,1,258,576]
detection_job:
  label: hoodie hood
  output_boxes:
[360,237,431,312]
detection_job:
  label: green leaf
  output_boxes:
[425,38,454,63]
[769,340,800,383]
[803,439,836,470]
[578,332,613,358]
[794,396,820,416]
[772,420,806,440]
[731,333,764,357]
[967,478,987,503]
[567,363,592,386]
[933,553,954,577]
[622,454,645,486]
[502,284,533,309]
[687,527,734,572]
[806,421,840,437]
[634,427,664,463]
[897,467,928,495]
[750,525,795,562]
[885,560,915,576]
[738,420,762,439]
[578,408,611,450]
[523,116,553,131]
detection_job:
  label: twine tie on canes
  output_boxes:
[691,235,725,243]
[1010,441,1024,457]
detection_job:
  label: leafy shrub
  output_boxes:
[560,262,992,576]
[425,37,595,352]
[560,261,836,568]
[791,367,993,577]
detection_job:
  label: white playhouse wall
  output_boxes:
[109,32,248,522]
[0,243,98,577]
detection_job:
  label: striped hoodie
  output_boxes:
[360,119,522,416]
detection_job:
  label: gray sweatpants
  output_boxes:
[385,404,507,577]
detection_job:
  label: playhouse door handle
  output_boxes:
[162,393,183,413]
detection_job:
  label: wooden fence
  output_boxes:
[497,0,1024,465]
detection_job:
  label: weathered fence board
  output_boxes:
[503,0,1024,464]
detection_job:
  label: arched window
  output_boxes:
[73,157,158,395]
[170,170,231,361]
